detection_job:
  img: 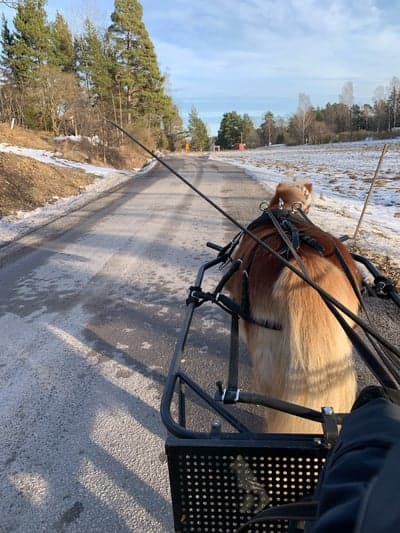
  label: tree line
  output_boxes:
[0,0,183,153]
[189,79,400,150]
[1,3,399,153]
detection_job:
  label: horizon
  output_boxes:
[1,1,399,135]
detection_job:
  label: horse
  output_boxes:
[225,182,361,433]
[268,181,313,213]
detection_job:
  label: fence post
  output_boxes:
[353,143,389,240]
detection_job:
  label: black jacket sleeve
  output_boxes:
[310,398,400,533]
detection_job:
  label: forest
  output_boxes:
[0,0,184,159]
[1,1,399,153]
[211,81,400,150]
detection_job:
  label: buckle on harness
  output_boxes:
[321,406,338,447]
[221,387,241,403]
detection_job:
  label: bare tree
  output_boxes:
[0,1,18,8]
[388,76,400,130]
[373,85,388,133]
[294,93,315,144]
[27,65,82,135]
[339,81,354,132]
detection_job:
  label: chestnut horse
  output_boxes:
[225,183,361,433]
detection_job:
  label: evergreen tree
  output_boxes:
[260,111,276,145]
[49,12,75,72]
[216,111,243,149]
[8,0,51,85]
[161,95,184,150]
[351,104,363,131]
[106,0,165,126]
[241,113,256,146]
[0,15,15,82]
[187,106,209,151]
[76,19,113,102]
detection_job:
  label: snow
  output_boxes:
[0,139,399,268]
[210,139,400,268]
[0,143,155,246]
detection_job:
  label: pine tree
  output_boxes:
[216,111,243,149]
[159,95,183,150]
[260,111,276,145]
[188,106,209,151]
[241,113,257,147]
[76,19,113,102]
[106,0,165,126]
[8,0,51,85]
[49,12,75,72]
[0,15,15,82]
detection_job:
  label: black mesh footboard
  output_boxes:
[166,436,327,532]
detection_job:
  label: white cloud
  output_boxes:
[147,0,400,118]
[26,1,399,128]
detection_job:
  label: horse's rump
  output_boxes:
[225,213,361,433]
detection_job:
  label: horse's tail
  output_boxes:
[245,253,359,433]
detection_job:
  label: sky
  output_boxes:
[2,0,400,135]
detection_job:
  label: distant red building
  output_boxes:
[233,143,246,150]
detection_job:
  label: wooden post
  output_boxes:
[353,143,389,240]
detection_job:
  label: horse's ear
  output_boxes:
[304,182,313,193]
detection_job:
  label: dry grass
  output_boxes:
[0,122,54,150]
[0,152,94,217]
[0,121,148,217]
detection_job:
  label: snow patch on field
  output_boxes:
[210,139,400,267]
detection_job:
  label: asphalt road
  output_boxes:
[0,155,271,533]
[0,154,399,533]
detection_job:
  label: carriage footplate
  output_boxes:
[166,436,328,532]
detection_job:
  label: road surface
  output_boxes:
[0,155,269,532]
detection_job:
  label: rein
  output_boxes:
[106,119,400,391]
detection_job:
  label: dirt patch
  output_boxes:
[0,152,94,217]
[0,122,147,170]
[0,122,54,150]
[55,138,146,170]
[0,121,148,218]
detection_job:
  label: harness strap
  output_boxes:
[267,208,308,275]
[333,245,400,384]
[223,312,240,402]
[282,218,301,251]
[216,293,282,330]
[238,209,322,330]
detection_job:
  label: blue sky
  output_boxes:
[2,0,400,135]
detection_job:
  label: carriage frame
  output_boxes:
[161,236,400,533]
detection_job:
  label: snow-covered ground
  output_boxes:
[210,139,400,267]
[0,139,399,268]
[0,143,155,246]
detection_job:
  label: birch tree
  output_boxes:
[339,81,354,132]
[290,93,315,144]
